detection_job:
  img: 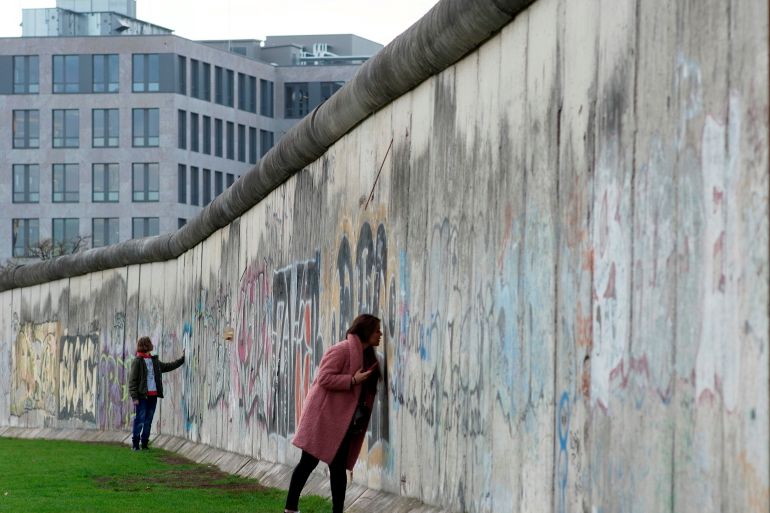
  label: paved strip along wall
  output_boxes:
[0,0,767,511]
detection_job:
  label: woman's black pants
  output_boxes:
[285,432,353,513]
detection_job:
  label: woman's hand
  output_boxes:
[352,367,373,385]
[133,399,139,406]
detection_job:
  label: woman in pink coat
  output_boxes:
[284,313,382,513]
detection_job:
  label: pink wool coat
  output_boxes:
[292,334,378,470]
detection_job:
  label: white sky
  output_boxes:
[0,0,441,46]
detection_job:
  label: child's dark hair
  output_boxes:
[136,336,152,353]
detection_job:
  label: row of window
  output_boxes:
[181,56,270,115]
[12,54,344,120]
[11,53,276,117]
[12,163,158,203]
[177,165,238,206]
[11,162,238,205]
[11,217,159,257]
[12,108,158,149]
[284,81,343,119]
[177,110,274,163]
[11,108,275,162]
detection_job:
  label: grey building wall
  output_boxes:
[0,33,361,262]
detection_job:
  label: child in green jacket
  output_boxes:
[128,336,185,450]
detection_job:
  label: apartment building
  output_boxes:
[0,0,381,261]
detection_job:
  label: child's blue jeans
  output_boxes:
[132,396,158,447]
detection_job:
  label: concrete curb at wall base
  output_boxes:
[0,428,448,513]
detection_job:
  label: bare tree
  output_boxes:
[28,235,91,260]
[0,235,92,282]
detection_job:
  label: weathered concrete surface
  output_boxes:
[0,0,767,512]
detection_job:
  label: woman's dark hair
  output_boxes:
[136,336,152,353]
[346,314,381,343]
[347,314,382,383]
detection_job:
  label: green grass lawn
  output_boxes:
[0,437,330,513]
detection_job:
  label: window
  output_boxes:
[202,62,211,101]
[53,109,80,148]
[132,108,159,147]
[235,71,243,108]
[92,109,119,147]
[226,69,234,106]
[285,82,309,118]
[249,127,257,164]
[132,163,160,202]
[321,81,344,101]
[237,124,246,162]
[92,54,119,93]
[202,168,211,205]
[52,164,79,202]
[260,79,274,117]
[14,56,39,94]
[12,219,39,257]
[190,166,199,206]
[191,59,199,97]
[238,73,257,113]
[214,118,223,157]
[214,67,233,106]
[178,110,187,149]
[132,54,160,92]
[202,115,211,155]
[177,55,187,95]
[92,218,119,247]
[92,163,119,202]
[53,55,79,93]
[52,218,80,256]
[214,171,223,197]
[13,164,39,203]
[214,66,222,103]
[178,164,187,204]
[226,173,234,187]
[132,217,159,238]
[178,218,187,229]
[248,76,257,113]
[260,129,274,157]
[190,59,210,100]
[190,113,199,152]
[226,122,234,160]
[238,74,257,113]
[13,110,39,148]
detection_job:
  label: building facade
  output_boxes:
[0,2,381,262]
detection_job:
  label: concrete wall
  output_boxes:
[0,0,767,512]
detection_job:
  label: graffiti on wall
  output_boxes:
[334,222,393,449]
[234,262,273,427]
[181,284,233,435]
[59,334,99,422]
[272,254,323,436]
[11,322,61,416]
[97,312,130,429]
[179,322,200,432]
[231,254,323,437]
